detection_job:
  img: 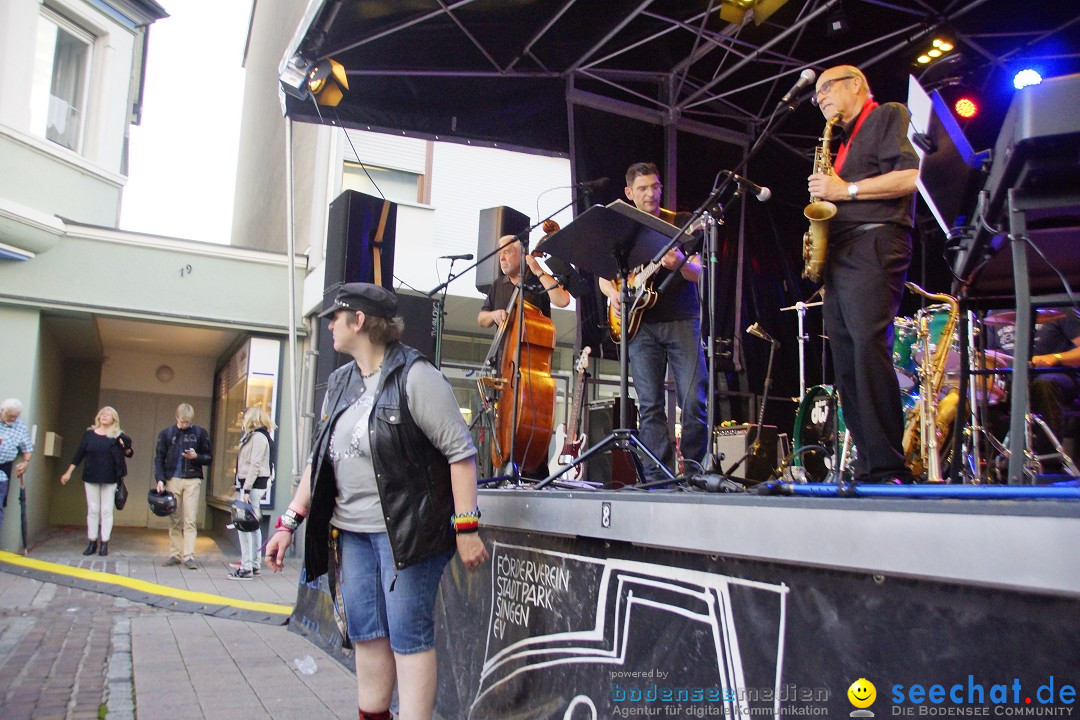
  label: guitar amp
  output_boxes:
[585,397,638,487]
[712,424,778,482]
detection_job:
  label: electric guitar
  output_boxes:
[606,212,708,344]
[550,347,591,479]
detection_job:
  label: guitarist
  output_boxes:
[598,162,708,481]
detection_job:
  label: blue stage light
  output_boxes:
[1013,69,1042,89]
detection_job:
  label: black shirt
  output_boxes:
[482,272,552,317]
[70,431,125,485]
[640,209,701,323]
[989,310,1080,356]
[831,101,920,229]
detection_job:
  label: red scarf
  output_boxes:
[833,100,878,175]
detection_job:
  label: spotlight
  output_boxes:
[825,2,849,36]
[307,58,349,106]
[1013,69,1042,89]
[954,97,978,118]
[917,55,931,64]
[279,53,315,100]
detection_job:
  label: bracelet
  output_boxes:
[274,516,295,533]
[451,509,481,532]
[287,502,308,518]
[455,526,479,535]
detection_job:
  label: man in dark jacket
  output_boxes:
[154,403,212,569]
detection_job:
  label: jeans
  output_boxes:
[238,487,263,571]
[339,530,452,654]
[627,318,709,478]
[84,482,116,542]
[166,476,201,561]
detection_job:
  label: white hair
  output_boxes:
[1,398,23,414]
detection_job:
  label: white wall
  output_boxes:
[100,350,217,397]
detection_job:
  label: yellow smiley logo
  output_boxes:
[848,678,877,708]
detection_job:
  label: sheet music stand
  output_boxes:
[532,202,681,489]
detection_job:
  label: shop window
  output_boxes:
[210,338,282,507]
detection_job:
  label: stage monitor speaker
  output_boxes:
[712,424,778,482]
[325,190,397,290]
[476,206,529,295]
[585,397,638,487]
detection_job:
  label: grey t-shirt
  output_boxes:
[328,361,476,532]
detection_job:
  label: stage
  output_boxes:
[426,488,1080,718]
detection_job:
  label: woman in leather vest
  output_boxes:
[265,282,488,720]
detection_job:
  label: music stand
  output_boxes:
[532,202,681,489]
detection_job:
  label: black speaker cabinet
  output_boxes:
[475,206,529,295]
[585,397,638,487]
[325,190,397,289]
[397,293,437,363]
[712,424,779,482]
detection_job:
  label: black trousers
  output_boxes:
[823,224,912,480]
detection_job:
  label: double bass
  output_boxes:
[478,228,558,474]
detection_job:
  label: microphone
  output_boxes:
[439,253,474,261]
[575,177,610,191]
[747,322,779,346]
[778,68,817,106]
[729,173,772,202]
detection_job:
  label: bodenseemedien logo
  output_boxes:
[849,678,878,717]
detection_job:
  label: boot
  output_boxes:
[82,540,98,556]
[98,541,109,556]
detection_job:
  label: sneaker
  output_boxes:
[184,558,198,570]
[162,556,181,567]
[228,568,254,580]
[251,566,261,576]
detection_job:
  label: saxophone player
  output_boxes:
[806,65,921,484]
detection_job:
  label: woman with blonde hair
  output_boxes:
[229,406,276,579]
[60,406,133,556]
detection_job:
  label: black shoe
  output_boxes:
[82,541,98,556]
[98,542,109,556]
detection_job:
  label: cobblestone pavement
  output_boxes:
[0,527,357,720]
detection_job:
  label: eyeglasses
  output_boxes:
[810,75,856,106]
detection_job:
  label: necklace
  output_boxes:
[360,362,383,380]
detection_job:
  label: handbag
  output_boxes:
[114,477,129,510]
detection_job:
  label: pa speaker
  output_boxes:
[326,190,397,289]
[585,397,638,487]
[712,424,778,482]
[476,206,529,295]
[397,293,437,364]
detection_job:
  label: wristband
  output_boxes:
[274,516,295,533]
[455,526,479,535]
[451,509,481,532]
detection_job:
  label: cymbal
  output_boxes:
[983,309,1066,327]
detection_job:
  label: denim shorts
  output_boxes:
[339,530,452,655]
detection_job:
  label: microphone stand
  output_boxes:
[722,333,779,483]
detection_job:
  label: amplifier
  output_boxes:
[585,397,638,487]
[712,424,778,482]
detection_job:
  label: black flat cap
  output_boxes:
[318,282,398,318]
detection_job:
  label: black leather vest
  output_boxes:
[304,343,455,581]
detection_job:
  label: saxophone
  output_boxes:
[902,282,961,481]
[802,112,843,283]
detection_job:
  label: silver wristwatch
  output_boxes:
[847,182,859,200]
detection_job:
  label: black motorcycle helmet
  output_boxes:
[148,489,177,517]
[230,499,260,532]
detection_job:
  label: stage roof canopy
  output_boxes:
[280,0,1080,157]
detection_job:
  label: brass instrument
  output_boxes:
[902,282,961,480]
[802,112,843,283]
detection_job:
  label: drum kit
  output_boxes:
[781,297,1075,484]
